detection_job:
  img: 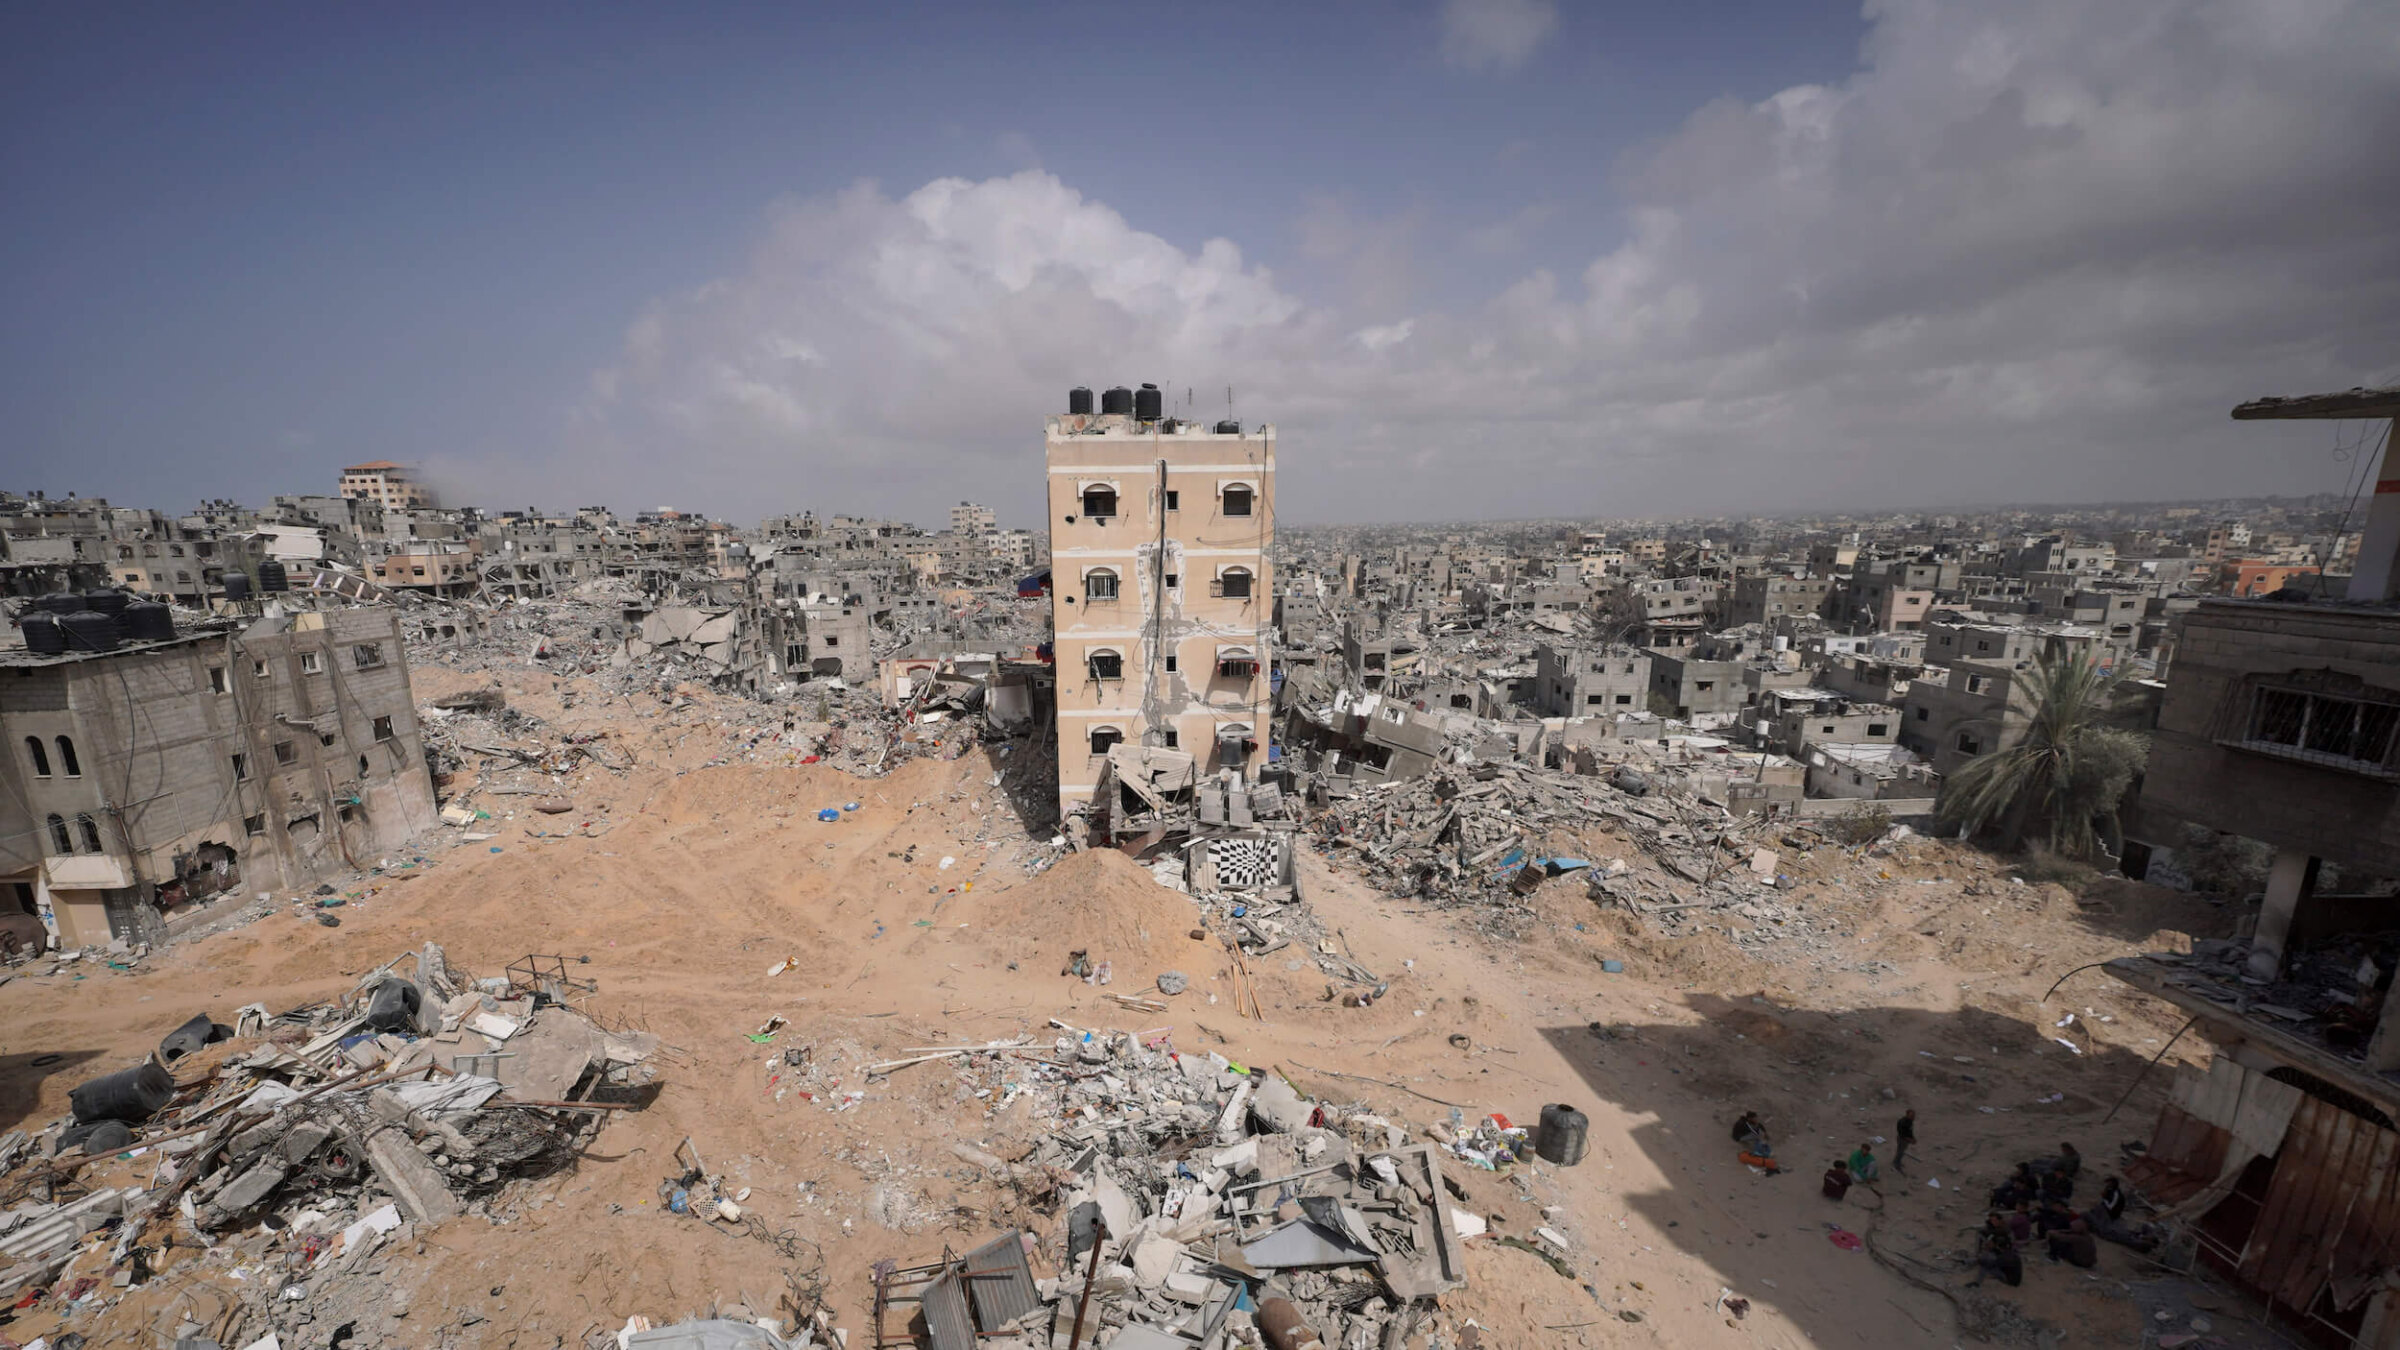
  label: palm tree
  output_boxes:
[1938,647,2148,857]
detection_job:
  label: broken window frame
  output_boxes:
[2238,683,2400,777]
[1084,568,1120,602]
[1087,648,1124,681]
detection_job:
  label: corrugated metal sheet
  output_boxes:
[2239,1097,2400,1316]
[919,1269,975,1350]
[2128,1103,2232,1205]
[961,1229,1040,1331]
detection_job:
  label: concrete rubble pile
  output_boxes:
[0,942,656,1349]
[2129,933,2400,1058]
[844,1025,1474,1350]
[1310,760,1788,913]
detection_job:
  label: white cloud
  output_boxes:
[1439,0,1559,72]
[545,0,2400,523]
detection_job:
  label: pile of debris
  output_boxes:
[0,943,656,1349]
[1311,761,1787,914]
[2130,933,2400,1060]
[827,1022,1488,1350]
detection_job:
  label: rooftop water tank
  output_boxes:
[1134,383,1163,422]
[1214,420,1241,435]
[1068,386,1094,415]
[1100,386,1133,417]
[223,572,253,602]
[122,600,175,643]
[36,592,83,616]
[18,611,67,655]
[61,610,119,653]
[257,559,290,593]
[82,588,131,617]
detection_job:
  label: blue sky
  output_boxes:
[4,0,2395,526]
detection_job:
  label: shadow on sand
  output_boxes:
[0,1048,106,1135]
[1536,991,2180,1345]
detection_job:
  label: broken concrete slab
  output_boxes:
[364,1127,462,1225]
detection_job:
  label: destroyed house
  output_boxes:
[1531,643,1651,718]
[0,606,436,950]
[2102,386,2400,1348]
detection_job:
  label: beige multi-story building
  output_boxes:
[950,501,998,538]
[1046,407,1274,815]
[339,461,435,511]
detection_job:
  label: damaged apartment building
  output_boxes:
[1046,385,1298,891]
[2,597,437,950]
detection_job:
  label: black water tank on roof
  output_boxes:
[82,588,130,617]
[223,572,253,602]
[1100,385,1133,417]
[19,611,66,655]
[122,601,174,643]
[37,592,83,616]
[1134,383,1163,422]
[1214,420,1241,435]
[61,610,118,652]
[257,559,290,593]
[1068,386,1094,415]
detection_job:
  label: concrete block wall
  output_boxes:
[2136,601,2400,875]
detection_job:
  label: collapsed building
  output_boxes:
[1,597,436,950]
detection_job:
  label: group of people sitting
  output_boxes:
[1972,1142,2152,1285]
[1731,1111,1886,1201]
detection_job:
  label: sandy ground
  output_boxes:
[0,657,2242,1349]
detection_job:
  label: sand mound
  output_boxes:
[971,849,1212,983]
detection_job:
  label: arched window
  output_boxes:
[1080,485,1118,519]
[1222,483,1254,518]
[54,736,80,778]
[1216,567,1253,600]
[1084,568,1119,601]
[46,815,70,855]
[1089,725,1124,756]
[24,737,50,778]
[1088,648,1124,681]
[76,815,101,853]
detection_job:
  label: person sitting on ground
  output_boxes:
[1974,1228,2023,1287]
[2099,1175,2127,1223]
[2042,1141,2082,1179]
[1991,1162,2037,1209]
[1822,1158,1853,1201]
[1849,1141,1880,1186]
[2047,1216,2099,1269]
[2041,1162,2076,1204]
[1732,1111,1772,1156]
[2005,1200,2034,1244]
[2036,1197,2079,1240]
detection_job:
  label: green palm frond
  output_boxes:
[1937,647,2148,857]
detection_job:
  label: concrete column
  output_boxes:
[2245,848,2318,979]
[2351,421,2400,603]
[2365,981,2400,1074]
